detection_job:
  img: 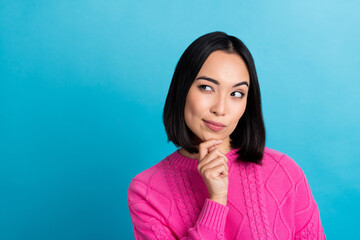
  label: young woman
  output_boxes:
[127,31,326,239]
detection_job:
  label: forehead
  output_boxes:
[197,50,250,85]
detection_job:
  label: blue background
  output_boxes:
[1,1,359,239]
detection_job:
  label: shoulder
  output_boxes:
[262,146,305,183]
[127,153,173,204]
[262,147,321,223]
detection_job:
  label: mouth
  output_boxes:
[203,120,226,131]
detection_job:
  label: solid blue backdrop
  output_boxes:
[1,1,359,239]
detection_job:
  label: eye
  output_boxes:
[198,85,213,92]
[231,91,244,98]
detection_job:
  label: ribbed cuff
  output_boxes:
[196,198,229,232]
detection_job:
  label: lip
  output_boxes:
[203,120,226,127]
[203,120,226,131]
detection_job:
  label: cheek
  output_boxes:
[185,93,208,117]
[239,104,247,117]
[233,101,247,123]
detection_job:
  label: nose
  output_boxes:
[210,94,226,116]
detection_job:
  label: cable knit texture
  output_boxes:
[127,147,326,239]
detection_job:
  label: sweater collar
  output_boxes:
[169,148,240,169]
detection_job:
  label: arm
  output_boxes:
[127,179,229,240]
[294,169,326,240]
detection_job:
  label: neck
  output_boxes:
[178,141,232,160]
[178,148,199,159]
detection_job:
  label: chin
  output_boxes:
[201,133,223,141]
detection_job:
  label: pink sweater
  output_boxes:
[127,147,326,239]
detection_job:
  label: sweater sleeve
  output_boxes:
[127,178,229,240]
[294,168,326,240]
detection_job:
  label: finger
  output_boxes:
[197,157,229,173]
[199,156,229,174]
[199,139,222,161]
[202,148,229,164]
[211,148,228,163]
[204,164,228,179]
[197,149,229,172]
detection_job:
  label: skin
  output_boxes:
[178,50,250,206]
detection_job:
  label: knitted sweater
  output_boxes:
[127,147,326,239]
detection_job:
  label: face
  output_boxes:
[184,50,250,151]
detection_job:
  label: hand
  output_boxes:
[196,139,229,206]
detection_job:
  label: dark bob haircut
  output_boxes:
[163,31,265,165]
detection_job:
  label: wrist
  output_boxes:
[209,196,227,206]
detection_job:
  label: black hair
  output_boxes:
[163,31,265,165]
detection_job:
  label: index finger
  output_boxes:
[198,139,222,161]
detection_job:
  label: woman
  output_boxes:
[127,31,326,239]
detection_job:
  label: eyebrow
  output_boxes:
[195,76,249,88]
